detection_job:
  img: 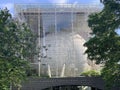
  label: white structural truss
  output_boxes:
[14,4,102,77]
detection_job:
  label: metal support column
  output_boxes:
[55,7,58,77]
[38,9,41,77]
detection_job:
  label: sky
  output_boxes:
[0,0,101,14]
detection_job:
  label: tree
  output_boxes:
[0,8,36,90]
[84,0,120,89]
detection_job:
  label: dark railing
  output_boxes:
[13,77,106,90]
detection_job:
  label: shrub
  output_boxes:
[81,70,100,77]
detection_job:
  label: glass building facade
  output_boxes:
[14,4,101,77]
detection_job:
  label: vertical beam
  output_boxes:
[48,64,52,78]
[38,9,41,77]
[71,4,76,77]
[38,60,41,77]
[71,5,74,34]
[42,13,46,57]
[55,7,58,77]
[60,64,65,77]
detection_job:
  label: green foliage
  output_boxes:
[101,63,120,90]
[26,68,38,77]
[40,74,50,78]
[0,8,36,90]
[81,70,100,77]
[84,0,120,89]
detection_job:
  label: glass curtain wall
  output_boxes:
[14,4,101,77]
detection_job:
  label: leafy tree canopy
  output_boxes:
[84,0,120,89]
[0,8,36,90]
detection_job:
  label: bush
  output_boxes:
[81,70,100,77]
